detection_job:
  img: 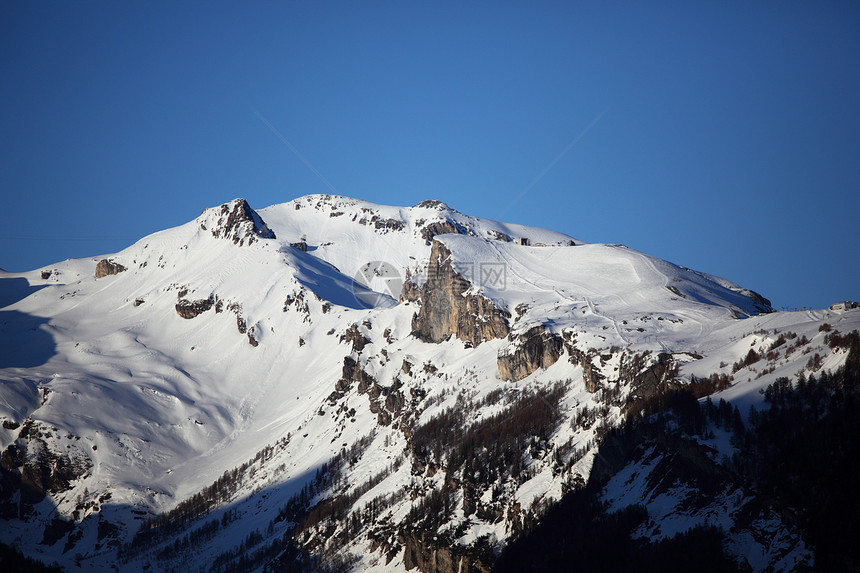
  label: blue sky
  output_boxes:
[1,1,858,310]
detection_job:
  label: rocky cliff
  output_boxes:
[418,220,469,246]
[409,241,510,347]
[497,326,563,381]
[400,531,491,573]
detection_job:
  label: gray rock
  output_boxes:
[410,241,509,347]
[175,298,214,319]
[207,199,275,246]
[94,259,126,278]
[498,326,563,381]
[419,220,468,245]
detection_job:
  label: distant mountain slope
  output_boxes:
[1,195,857,572]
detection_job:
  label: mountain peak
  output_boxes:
[3,194,853,572]
[412,199,455,212]
[199,198,275,246]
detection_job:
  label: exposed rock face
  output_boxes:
[579,356,604,393]
[411,201,487,244]
[369,215,405,232]
[400,531,491,573]
[562,334,605,393]
[341,324,370,353]
[410,241,510,347]
[498,326,563,381]
[744,290,773,314]
[94,259,126,278]
[329,356,375,404]
[413,200,452,210]
[0,443,24,472]
[400,269,422,303]
[40,517,74,546]
[620,352,681,416]
[0,421,91,518]
[204,199,275,246]
[230,310,258,346]
[326,351,407,427]
[355,209,406,232]
[486,229,511,242]
[175,298,214,319]
[419,220,469,245]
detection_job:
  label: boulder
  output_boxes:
[94,259,126,278]
[175,298,214,319]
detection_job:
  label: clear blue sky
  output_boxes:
[2,1,858,310]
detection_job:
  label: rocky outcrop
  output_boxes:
[94,259,126,278]
[744,289,773,314]
[175,297,214,319]
[579,356,605,393]
[341,324,370,353]
[413,200,452,210]
[498,326,563,381]
[560,335,684,401]
[620,351,681,416]
[368,380,406,427]
[328,355,407,427]
[329,357,375,402]
[410,241,510,347]
[283,290,311,321]
[400,531,491,573]
[486,229,511,242]
[366,215,405,232]
[400,269,422,303]
[202,199,275,246]
[562,334,605,393]
[0,421,91,518]
[419,220,469,245]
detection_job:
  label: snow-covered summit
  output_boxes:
[1,194,856,572]
[197,198,276,245]
[258,194,578,280]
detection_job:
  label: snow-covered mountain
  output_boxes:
[1,195,858,572]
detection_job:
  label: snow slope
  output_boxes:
[1,195,857,571]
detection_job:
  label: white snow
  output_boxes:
[0,194,856,571]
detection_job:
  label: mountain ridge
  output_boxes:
[1,195,857,572]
